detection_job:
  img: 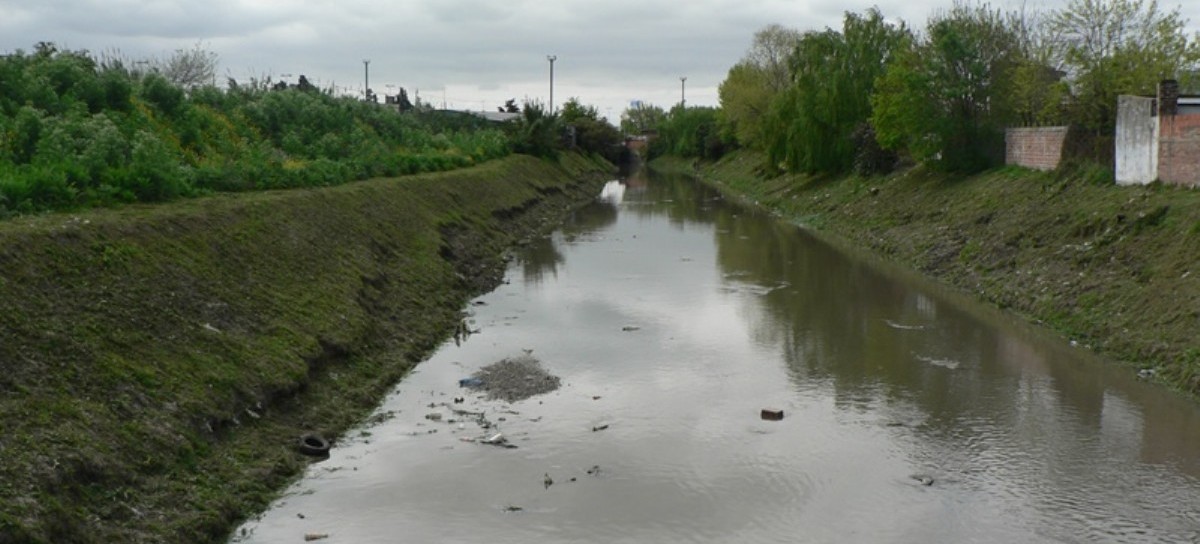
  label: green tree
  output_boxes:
[652,106,725,159]
[1049,0,1200,157]
[560,98,623,162]
[620,102,667,134]
[871,2,1023,172]
[509,101,560,158]
[717,24,801,149]
[764,9,909,173]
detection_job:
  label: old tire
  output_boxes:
[298,433,331,457]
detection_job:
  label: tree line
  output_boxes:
[627,0,1199,176]
[0,43,623,217]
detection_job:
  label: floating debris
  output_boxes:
[761,409,784,421]
[885,319,928,331]
[458,377,485,388]
[591,424,610,432]
[915,355,961,370]
[911,475,935,486]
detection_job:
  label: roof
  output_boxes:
[470,111,521,122]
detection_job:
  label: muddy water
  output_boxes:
[234,170,1200,543]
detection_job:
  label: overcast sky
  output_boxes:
[2,0,1197,122]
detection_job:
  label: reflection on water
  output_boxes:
[599,180,626,205]
[234,169,1200,544]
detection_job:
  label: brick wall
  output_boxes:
[1006,127,1068,171]
[1158,114,1200,186]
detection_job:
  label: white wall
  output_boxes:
[1115,95,1159,185]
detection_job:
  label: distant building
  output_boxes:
[1115,80,1200,186]
[470,111,520,123]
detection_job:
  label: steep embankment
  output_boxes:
[0,154,611,543]
[656,151,1200,398]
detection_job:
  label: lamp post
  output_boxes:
[363,59,370,102]
[547,55,557,114]
[680,76,687,108]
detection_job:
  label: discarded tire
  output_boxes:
[298,433,331,457]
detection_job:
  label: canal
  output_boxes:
[234,169,1200,543]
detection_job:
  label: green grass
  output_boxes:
[0,153,612,543]
[657,150,1200,398]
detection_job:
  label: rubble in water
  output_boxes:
[463,354,561,403]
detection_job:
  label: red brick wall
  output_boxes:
[1158,114,1200,186]
[1006,127,1068,171]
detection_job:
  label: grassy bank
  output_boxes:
[0,153,612,543]
[654,151,1200,398]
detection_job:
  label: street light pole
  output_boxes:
[363,59,370,102]
[547,55,557,114]
[680,76,687,108]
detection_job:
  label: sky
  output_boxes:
[2,0,1197,123]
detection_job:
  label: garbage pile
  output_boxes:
[460,354,561,403]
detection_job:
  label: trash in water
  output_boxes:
[761,409,784,421]
[424,413,443,422]
[586,465,601,476]
[459,377,485,388]
[621,325,641,332]
[915,355,961,370]
[304,534,330,542]
[911,475,935,486]
[453,397,465,404]
[885,319,928,331]
[591,424,610,432]
[465,355,561,402]
[544,473,554,489]
[481,433,505,444]
[504,505,523,512]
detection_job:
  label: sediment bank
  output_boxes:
[0,154,612,543]
[654,151,1200,398]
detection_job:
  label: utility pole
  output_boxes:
[680,76,687,108]
[547,55,557,114]
[363,59,370,102]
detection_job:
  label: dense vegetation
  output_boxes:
[627,0,1199,176]
[0,43,622,217]
[0,154,611,542]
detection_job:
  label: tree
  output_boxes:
[1049,0,1200,156]
[394,87,414,112]
[652,106,726,159]
[499,98,520,113]
[763,9,910,173]
[620,102,666,134]
[871,2,1023,172]
[746,24,804,92]
[155,42,218,90]
[509,101,560,158]
[1007,7,1071,126]
[560,97,623,162]
[717,24,802,149]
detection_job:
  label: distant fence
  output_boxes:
[1005,127,1068,171]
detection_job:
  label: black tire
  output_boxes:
[298,433,331,457]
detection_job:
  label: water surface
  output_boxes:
[234,169,1200,543]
